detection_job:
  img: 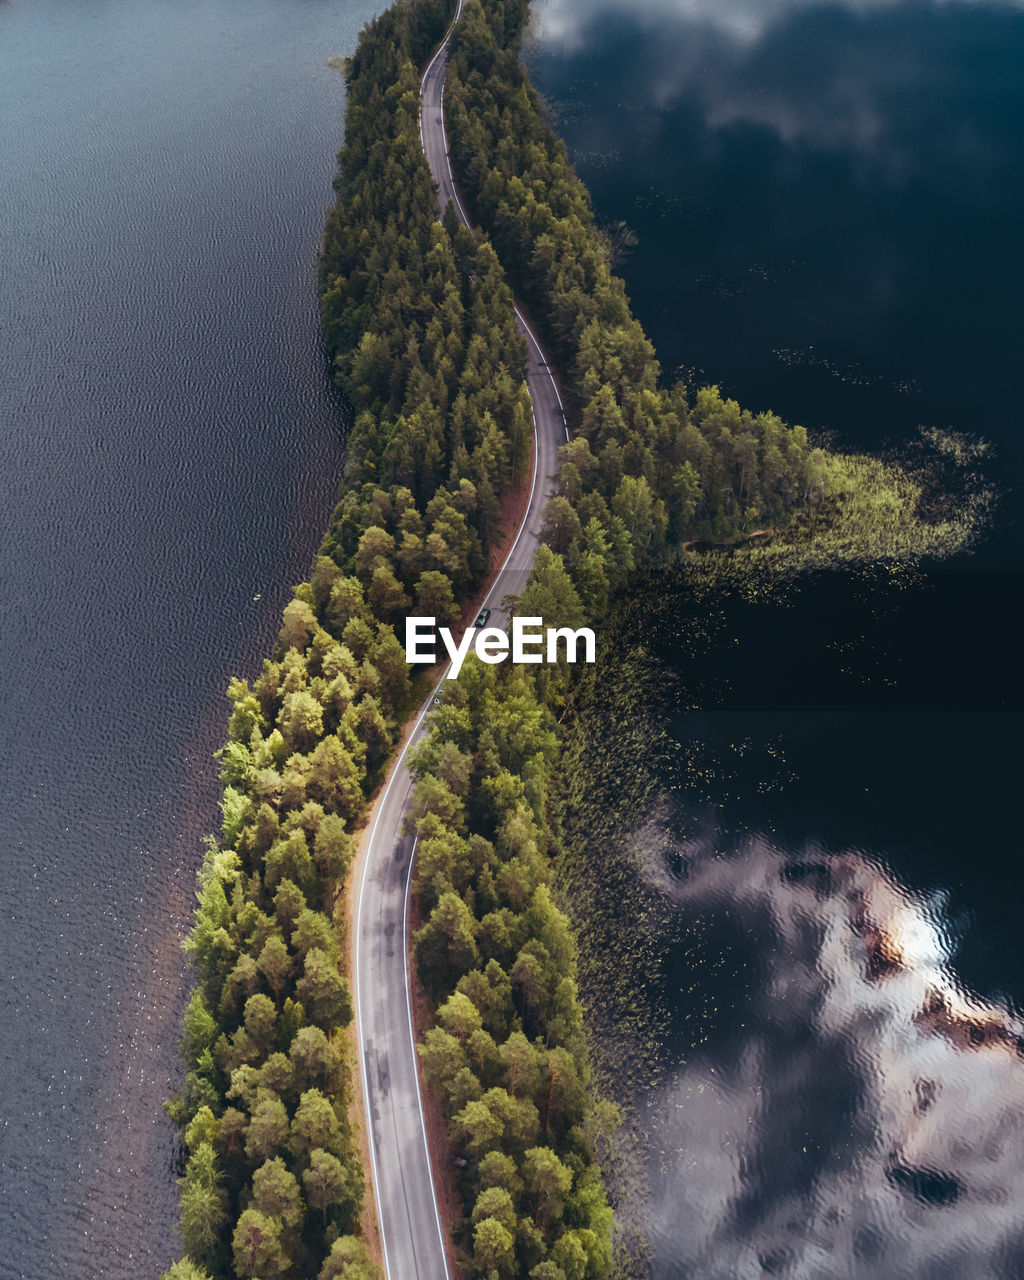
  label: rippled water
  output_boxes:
[642,821,1024,1279]
[562,563,1024,1277]
[0,2,380,1274]
[528,0,1024,1274]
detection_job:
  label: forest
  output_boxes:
[407,644,618,1279]
[402,3,827,1278]
[445,0,823,557]
[160,0,545,1274]
[163,0,823,1276]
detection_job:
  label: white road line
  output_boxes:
[355,651,447,1280]
[356,2,572,1273]
[513,303,566,417]
[358,10,473,1268]
[354,394,541,1276]
[438,81,473,229]
[403,834,452,1280]
[418,0,465,165]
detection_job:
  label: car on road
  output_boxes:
[474,607,491,628]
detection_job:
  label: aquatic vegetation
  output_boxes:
[673,432,995,607]
[163,0,995,1275]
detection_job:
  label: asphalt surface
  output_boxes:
[352,5,569,1278]
[353,2,568,1280]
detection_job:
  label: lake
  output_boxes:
[3,0,1022,1274]
[527,1,1024,1275]
[0,1,381,1274]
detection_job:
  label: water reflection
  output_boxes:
[640,821,1024,1278]
[534,0,1024,46]
[526,0,1024,541]
[528,0,1024,1273]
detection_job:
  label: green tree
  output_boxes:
[251,1156,304,1230]
[477,1149,522,1197]
[517,546,584,630]
[352,695,391,766]
[438,990,484,1040]
[311,554,343,611]
[313,813,352,891]
[184,1105,219,1154]
[453,1096,502,1158]
[159,1262,214,1280]
[499,1031,544,1101]
[414,569,459,625]
[414,891,481,993]
[257,1052,294,1101]
[318,1235,381,1280]
[242,992,278,1058]
[409,773,464,832]
[178,1142,227,1268]
[354,526,396,577]
[457,961,514,1039]
[292,909,340,965]
[264,829,316,897]
[418,1026,468,1102]
[290,1088,344,1166]
[303,1147,356,1229]
[523,1146,573,1228]
[244,1092,289,1163]
[296,948,353,1032]
[529,1265,568,1280]
[278,689,324,752]
[257,934,292,1009]
[327,576,368,632]
[473,1216,516,1276]
[306,735,364,821]
[180,988,218,1066]
[280,598,317,652]
[368,562,410,622]
[232,1209,289,1278]
[369,626,411,710]
[227,680,265,745]
[290,1025,340,1094]
[274,878,307,937]
[472,1185,517,1233]
[539,497,582,553]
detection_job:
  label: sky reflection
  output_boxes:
[533,0,1024,47]
[526,4,1024,1273]
[524,0,1024,512]
[532,0,1024,154]
[641,823,1024,1279]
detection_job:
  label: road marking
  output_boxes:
[512,304,566,414]
[356,2,572,1273]
[438,81,473,228]
[355,415,540,1276]
[403,834,452,1280]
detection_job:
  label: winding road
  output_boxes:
[352,5,568,1278]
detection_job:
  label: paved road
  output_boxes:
[353,5,568,1280]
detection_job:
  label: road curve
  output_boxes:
[352,5,568,1280]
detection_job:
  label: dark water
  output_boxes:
[528,1,1024,1275]
[529,0,1024,558]
[0,2,380,1275]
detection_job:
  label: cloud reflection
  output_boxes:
[639,825,1024,1278]
[530,0,1024,151]
[533,0,1023,46]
